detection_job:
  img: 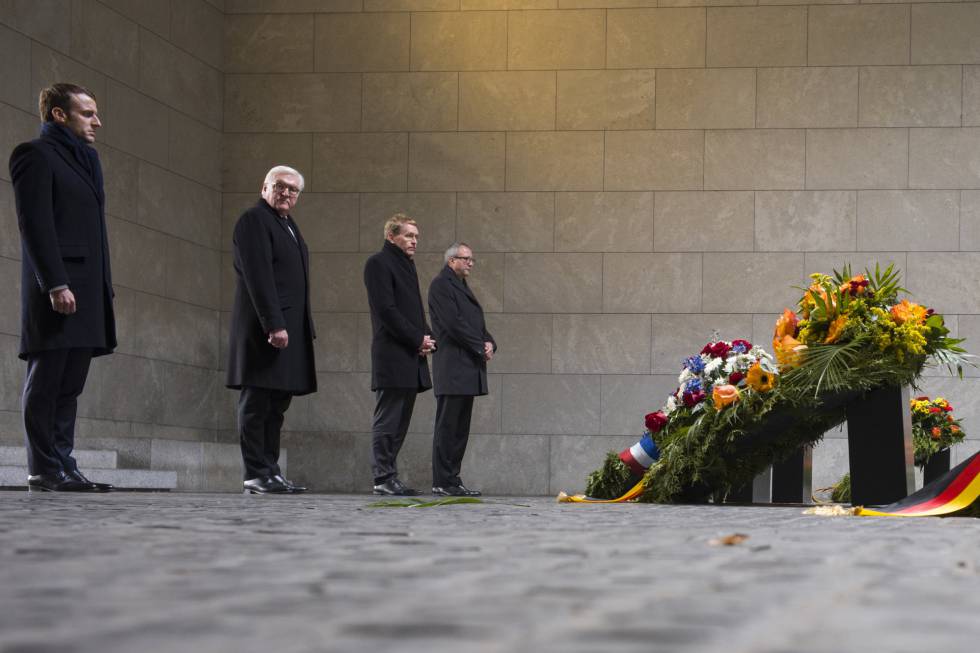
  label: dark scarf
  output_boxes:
[40,122,105,207]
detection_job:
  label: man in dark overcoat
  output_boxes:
[227,166,316,494]
[427,243,495,496]
[9,83,116,492]
[363,214,435,496]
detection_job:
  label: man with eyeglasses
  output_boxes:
[427,242,496,496]
[227,166,316,494]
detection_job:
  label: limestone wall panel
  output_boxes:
[602,253,702,313]
[656,68,755,130]
[409,132,505,192]
[556,192,654,252]
[654,191,754,252]
[506,132,603,192]
[705,129,805,190]
[557,70,655,131]
[806,128,909,190]
[459,71,556,132]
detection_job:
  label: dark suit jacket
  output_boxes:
[9,136,116,360]
[364,241,432,392]
[226,199,316,395]
[428,265,495,397]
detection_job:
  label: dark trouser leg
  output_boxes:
[23,348,92,476]
[52,349,93,474]
[264,390,292,478]
[432,395,474,487]
[371,388,417,485]
[239,387,292,480]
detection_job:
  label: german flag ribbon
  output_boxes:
[856,450,980,517]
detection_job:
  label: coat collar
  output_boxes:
[43,137,102,203]
[441,264,478,304]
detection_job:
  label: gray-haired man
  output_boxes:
[427,242,495,496]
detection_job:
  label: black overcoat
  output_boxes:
[363,241,432,392]
[226,200,316,395]
[428,265,495,397]
[9,137,116,360]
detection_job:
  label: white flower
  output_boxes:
[664,395,677,414]
[705,357,724,374]
[678,369,693,384]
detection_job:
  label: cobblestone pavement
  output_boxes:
[1,492,979,653]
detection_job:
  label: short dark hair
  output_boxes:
[38,83,96,123]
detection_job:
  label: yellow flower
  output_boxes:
[824,315,847,344]
[746,362,776,392]
[712,384,740,410]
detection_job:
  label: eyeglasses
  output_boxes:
[453,255,476,264]
[272,181,301,197]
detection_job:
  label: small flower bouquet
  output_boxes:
[911,396,965,466]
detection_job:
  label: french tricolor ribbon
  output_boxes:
[618,433,660,478]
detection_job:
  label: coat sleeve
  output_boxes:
[364,256,424,349]
[428,277,486,358]
[9,144,68,292]
[233,211,285,333]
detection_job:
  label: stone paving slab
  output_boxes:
[1,493,978,653]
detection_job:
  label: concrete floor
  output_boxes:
[1,492,978,653]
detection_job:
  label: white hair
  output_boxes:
[262,165,305,192]
[444,241,470,264]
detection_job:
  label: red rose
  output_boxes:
[729,371,745,384]
[929,407,941,413]
[682,390,706,407]
[700,342,732,359]
[731,339,753,352]
[645,411,668,433]
[943,404,953,412]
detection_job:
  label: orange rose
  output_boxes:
[773,308,799,339]
[931,427,942,440]
[951,425,961,433]
[712,384,740,410]
[890,299,927,326]
[773,334,805,368]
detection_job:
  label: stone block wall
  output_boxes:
[219,1,980,495]
[3,1,980,494]
[0,0,229,489]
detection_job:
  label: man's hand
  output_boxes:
[484,341,494,362]
[268,329,289,349]
[49,288,76,315]
[419,335,437,356]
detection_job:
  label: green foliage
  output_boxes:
[584,452,634,499]
[366,497,484,508]
[830,473,851,503]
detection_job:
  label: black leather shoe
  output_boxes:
[66,469,113,492]
[27,471,99,492]
[433,484,482,497]
[272,474,306,493]
[432,485,465,496]
[243,476,289,494]
[373,478,421,496]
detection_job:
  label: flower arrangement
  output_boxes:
[911,396,965,466]
[582,265,971,504]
